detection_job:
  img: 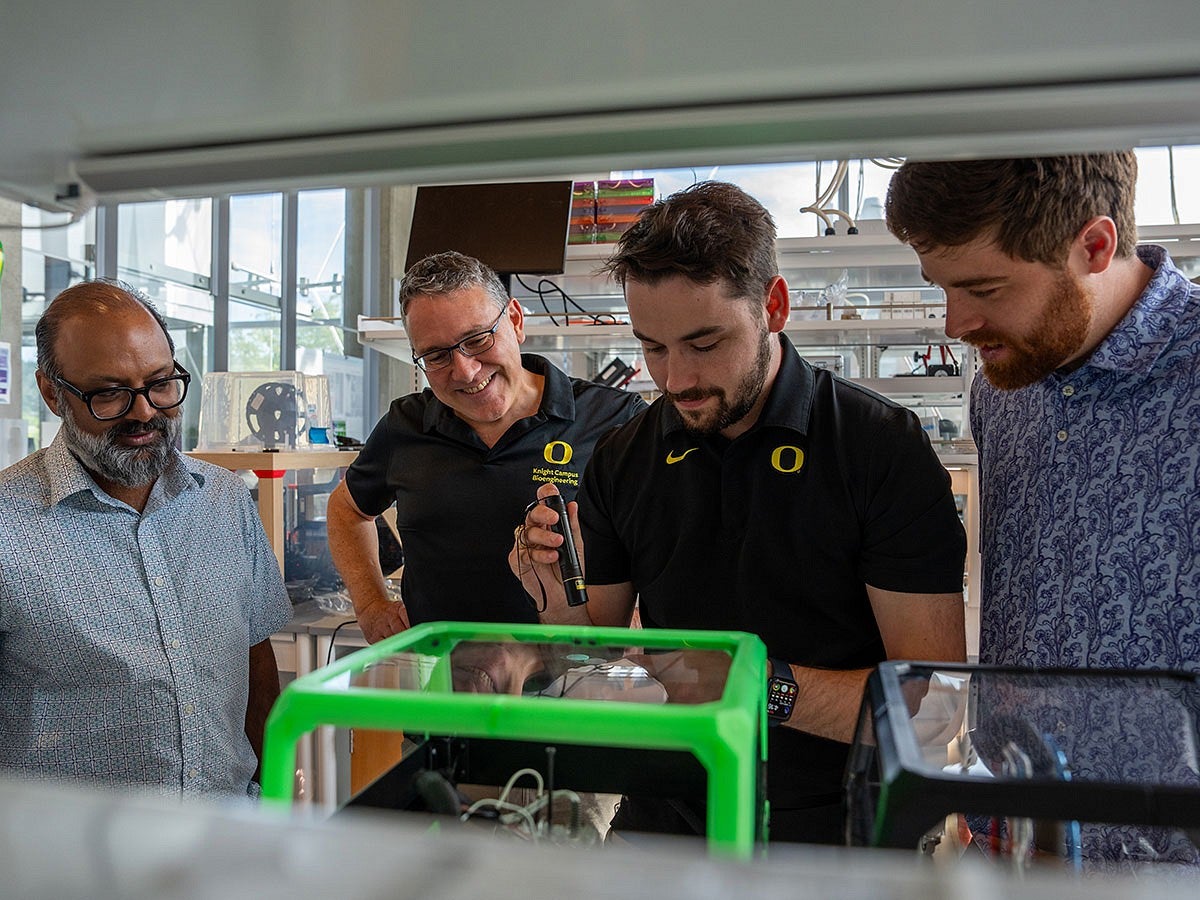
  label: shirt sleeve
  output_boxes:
[238,486,292,643]
[857,408,967,594]
[343,412,398,517]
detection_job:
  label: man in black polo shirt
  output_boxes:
[511,182,967,844]
[328,251,644,642]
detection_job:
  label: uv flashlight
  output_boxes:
[542,493,589,606]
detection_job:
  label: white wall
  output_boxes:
[3,1,1200,205]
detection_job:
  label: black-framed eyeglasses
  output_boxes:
[55,362,191,421]
[411,309,507,372]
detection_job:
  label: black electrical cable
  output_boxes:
[514,274,617,326]
[326,617,359,666]
[517,498,552,614]
[514,273,562,326]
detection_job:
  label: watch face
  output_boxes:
[767,677,797,720]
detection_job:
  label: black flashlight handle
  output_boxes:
[543,493,589,606]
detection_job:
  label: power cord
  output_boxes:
[514,274,622,327]
[459,765,583,843]
[517,498,554,614]
[326,617,359,666]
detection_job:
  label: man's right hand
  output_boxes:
[356,596,409,644]
[508,483,580,617]
[327,480,411,644]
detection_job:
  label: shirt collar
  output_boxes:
[1077,245,1192,376]
[45,429,201,510]
[524,353,576,421]
[661,333,813,440]
[422,353,576,434]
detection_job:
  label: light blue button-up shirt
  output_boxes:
[0,434,291,796]
[973,245,1200,673]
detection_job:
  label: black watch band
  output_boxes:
[766,657,798,727]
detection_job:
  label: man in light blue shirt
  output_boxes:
[0,281,292,797]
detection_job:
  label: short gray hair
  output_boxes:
[398,251,509,328]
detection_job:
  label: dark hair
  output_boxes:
[600,181,778,300]
[36,279,175,381]
[398,251,508,326]
[885,152,1139,265]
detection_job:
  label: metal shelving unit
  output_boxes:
[362,229,975,433]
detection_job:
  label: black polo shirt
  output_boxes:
[346,354,645,626]
[580,334,966,816]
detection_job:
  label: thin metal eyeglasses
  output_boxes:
[54,362,191,421]
[411,309,507,372]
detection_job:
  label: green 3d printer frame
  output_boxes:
[261,621,769,857]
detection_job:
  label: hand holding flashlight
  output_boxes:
[540,493,589,606]
[509,486,590,611]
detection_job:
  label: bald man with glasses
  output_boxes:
[0,280,291,798]
[327,251,645,643]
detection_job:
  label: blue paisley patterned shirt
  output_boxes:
[0,434,292,796]
[972,245,1200,673]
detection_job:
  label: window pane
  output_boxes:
[1134,145,1200,227]
[229,193,283,371]
[118,199,212,287]
[20,205,95,451]
[1169,146,1200,224]
[611,160,903,238]
[618,150,1200,238]
[158,287,214,450]
[296,188,365,442]
[117,199,214,451]
[229,298,282,371]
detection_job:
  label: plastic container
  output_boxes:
[197,371,332,451]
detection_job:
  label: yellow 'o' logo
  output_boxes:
[770,445,805,473]
[544,441,574,465]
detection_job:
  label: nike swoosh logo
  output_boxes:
[665,448,698,464]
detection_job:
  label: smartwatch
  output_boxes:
[766,657,798,727]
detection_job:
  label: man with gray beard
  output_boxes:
[0,281,291,798]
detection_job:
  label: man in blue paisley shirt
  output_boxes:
[887,153,1200,868]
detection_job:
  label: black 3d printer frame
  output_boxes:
[846,661,1200,850]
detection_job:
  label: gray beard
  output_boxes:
[59,401,180,489]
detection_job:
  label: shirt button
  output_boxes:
[170,639,181,649]
[183,702,195,715]
[1057,429,1068,442]
[153,576,165,587]
[1062,385,1075,397]
[188,768,199,779]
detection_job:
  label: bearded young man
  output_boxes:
[511,181,967,844]
[0,281,290,798]
[886,154,1200,868]
[886,153,1200,676]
